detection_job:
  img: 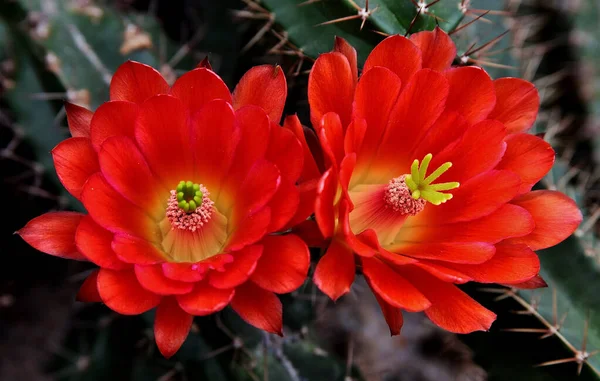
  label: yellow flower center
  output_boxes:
[404,153,460,206]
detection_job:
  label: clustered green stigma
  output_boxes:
[404,153,460,206]
[176,180,204,213]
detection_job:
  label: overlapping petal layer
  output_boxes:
[308,27,581,335]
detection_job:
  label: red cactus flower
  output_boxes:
[308,27,582,335]
[18,61,313,357]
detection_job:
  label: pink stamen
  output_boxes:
[166,185,214,232]
[384,175,426,216]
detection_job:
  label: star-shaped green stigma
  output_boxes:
[176,180,204,213]
[404,153,460,206]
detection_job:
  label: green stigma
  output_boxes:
[175,180,204,213]
[404,154,460,206]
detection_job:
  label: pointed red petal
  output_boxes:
[233,65,287,123]
[362,257,430,312]
[97,268,161,314]
[400,204,534,244]
[230,282,282,335]
[388,241,496,264]
[409,27,456,72]
[318,112,345,167]
[229,160,280,221]
[313,239,355,301]
[400,267,497,333]
[170,67,232,114]
[333,37,358,85]
[308,52,354,128]
[209,245,263,289]
[81,173,160,241]
[134,95,194,188]
[315,168,337,238]
[496,133,555,194]
[442,243,540,284]
[363,35,422,88]
[488,78,539,133]
[110,61,169,103]
[18,212,86,260]
[283,115,321,183]
[251,235,310,294]
[76,215,129,269]
[65,102,92,138]
[352,67,403,181]
[154,297,193,358]
[266,124,304,183]
[370,282,404,335]
[135,265,194,295]
[411,110,469,160]
[444,66,496,125]
[266,180,299,232]
[52,137,99,199]
[225,207,271,252]
[162,263,206,283]
[90,101,139,151]
[76,270,101,302]
[507,190,582,250]
[504,274,547,289]
[98,136,165,218]
[177,282,234,315]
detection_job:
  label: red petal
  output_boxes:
[315,168,337,238]
[209,245,263,289]
[134,95,194,188]
[388,242,496,264]
[90,101,139,151]
[251,235,310,293]
[411,111,469,160]
[52,137,99,199]
[370,282,404,335]
[162,263,206,283]
[361,257,430,312]
[318,112,345,167]
[308,52,354,128]
[399,204,534,244]
[110,61,169,103]
[154,297,193,358]
[444,66,496,125]
[170,68,232,114]
[76,215,129,270]
[351,67,402,181]
[283,115,321,183]
[65,102,92,138]
[267,124,304,183]
[431,119,507,184]
[414,262,472,283]
[177,282,234,315]
[230,281,282,335]
[285,179,318,229]
[442,243,540,284]
[400,267,496,333]
[496,133,555,194]
[233,65,287,123]
[230,160,280,221]
[333,37,358,85]
[363,35,422,88]
[266,180,299,232]
[135,265,194,295]
[369,69,449,183]
[225,207,271,252]
[98,136,165,218]
[18,212,86,260]
[81,173,161,241]
[97,268,161,314]
[112,233,168,265]
[413,170,521,224]
[313,239,355,301]
[488,78,539,133]
[409,27,456,72]
[507,190,582,250]
[192,100,238,193]
[344,118,367,157]
[505,275,547,289]
[76,270,101,302]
